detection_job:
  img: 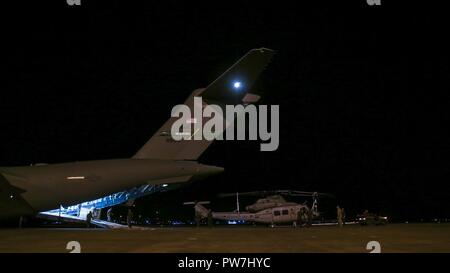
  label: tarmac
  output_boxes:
[0,223,449,253]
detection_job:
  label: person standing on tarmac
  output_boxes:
[341,207,346,226]
[107,207,113,222]
[195,210,201,228]
[207,210,213,227]
[297,207,303,227]
[86,211,93,228]
[306,207,313,227]
[337,206,343,227]
[127,209,134,229]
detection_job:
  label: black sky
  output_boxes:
[1,1,449,221]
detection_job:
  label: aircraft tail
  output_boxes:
[183,201,210,219]
[133,48,275,160]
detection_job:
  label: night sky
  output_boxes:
[1,2,449,222]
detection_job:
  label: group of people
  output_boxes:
[85,207,134,229]
[84,205,347,229]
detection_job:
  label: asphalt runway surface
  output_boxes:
[0,224,449,253]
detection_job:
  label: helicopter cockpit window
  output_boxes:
[274,211,281,216]
[282,210,289,215]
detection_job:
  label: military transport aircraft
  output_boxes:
[0,48,275,222]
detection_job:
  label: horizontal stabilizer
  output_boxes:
[0,173,35,218]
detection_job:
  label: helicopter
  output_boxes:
[184,190,333,227]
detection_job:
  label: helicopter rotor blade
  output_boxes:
[218,190,334,198]
[183,201,210,205]
[281,190,335,198]
[217,191,272,198]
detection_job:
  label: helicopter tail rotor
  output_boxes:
[183,201,210,219]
